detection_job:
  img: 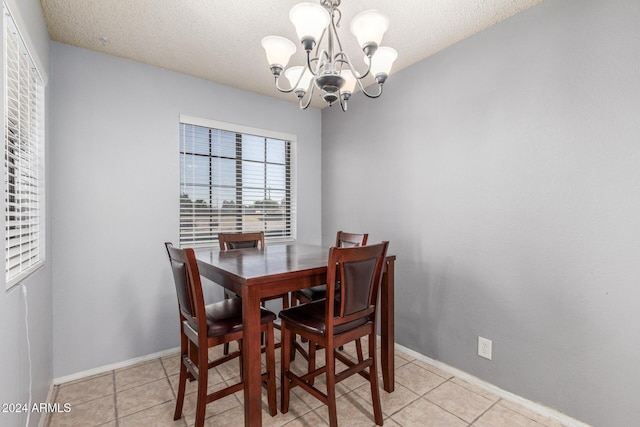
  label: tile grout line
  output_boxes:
[112,370,119,427]
[420,378,473,426]
[115,358,182,425]
[160,356,177,399]
[468,398,501,426]
[159,356,189,426]
[384,364,475,425]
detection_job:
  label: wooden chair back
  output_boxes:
[165,242,197,326]
[165,242,206,338]
[324,242,389,331]
[218,231,265,250]
[335,231,368,248]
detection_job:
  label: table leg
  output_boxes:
[242,285,263,426]
[380,258,395,392]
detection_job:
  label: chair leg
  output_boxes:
[291,293,312,344]
[195,343,209,427]
[264,322,277,416]
[173,334,188,420]
[188,340,198,371]
[368,333,383,426]
[280,323,292,414]
[355,338,364,362]
[236,339,243,381]
[223,292,231,356]
[308,341,316,386]
[289,294,297,361]
[290,328,297,362]
[325,343,338,427]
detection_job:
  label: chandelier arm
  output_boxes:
[273,60,314,94]
[308,49,330,77]
[330,11,345,56]
[274,74,303,94]
[355,77,384,99]
[273,78,298,94]
[298,81,317,110]
[334,52,372,80]
[314,28,327,58]
[307,52,317,77]
[334,6,342,27]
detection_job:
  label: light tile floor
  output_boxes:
[45,334,572,427]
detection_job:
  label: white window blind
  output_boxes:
[4,4,45,288]
[179,117,296,247]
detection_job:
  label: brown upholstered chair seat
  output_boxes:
[186,298,276,337]
[278,299,370,336]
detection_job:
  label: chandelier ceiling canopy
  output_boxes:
[262,0,398,111]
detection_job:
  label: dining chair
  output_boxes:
[290,231,368,360]
[164,242,277,427]
[218,231,290,355]
[291,231,368,305]
[279,241,389,427]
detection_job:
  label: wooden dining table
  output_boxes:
[195,243,396,427]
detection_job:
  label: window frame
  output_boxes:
[3,3,46,289]
[178,114,297,248]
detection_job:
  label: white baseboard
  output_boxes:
[394,342,592,427]
[52,346,180,385]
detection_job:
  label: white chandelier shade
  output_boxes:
[261,36,297,68]
[262,0,398,111]
[350,10,390,49]
[289,3,330,43]
[369,46,398,78]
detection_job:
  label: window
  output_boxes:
[3,4,45,289]
[179,115,296,247]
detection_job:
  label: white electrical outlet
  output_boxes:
[478,336,492,360]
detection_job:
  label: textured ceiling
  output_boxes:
[40,0,542,109]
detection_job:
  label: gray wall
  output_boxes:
[50,42,322,378]
[0,0,53,426]
[321,1,639,426]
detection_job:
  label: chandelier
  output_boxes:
[261,0,398,111]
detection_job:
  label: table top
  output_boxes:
[194,243,330,284]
